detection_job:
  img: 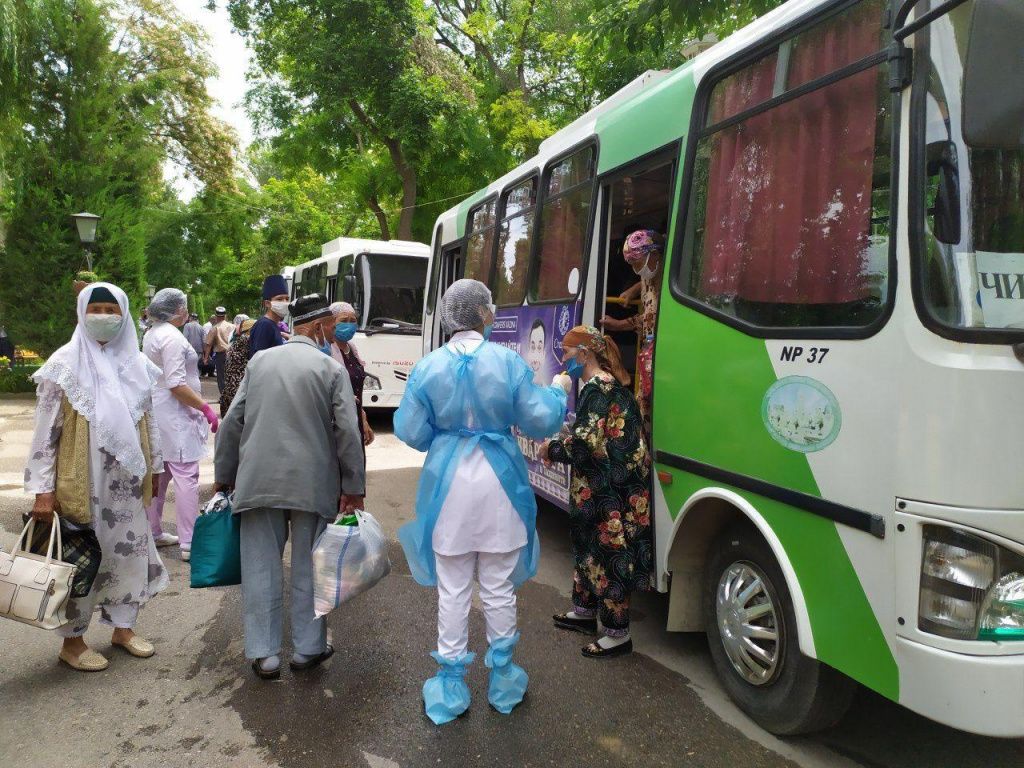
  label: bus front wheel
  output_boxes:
[703,525,856,735]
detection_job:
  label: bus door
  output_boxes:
[431,244,463,347]
[598,155,676,391]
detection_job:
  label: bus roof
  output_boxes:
[320,237,429,260]
[434,0,840,237]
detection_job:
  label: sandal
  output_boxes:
[290,643,335,671]
[112,636,155,658]
[581,639,633,659]
[552,613,598,634]
[59,648,109,672]
[251,659,281,680]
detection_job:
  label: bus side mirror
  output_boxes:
[928,141,962,245]
[963,0,1024,150]
[342,274,356,303]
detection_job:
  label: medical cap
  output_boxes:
[330,301,357,318]
[440,279,494,334]
[147,288,188,322]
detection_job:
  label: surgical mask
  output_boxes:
[270,300,289,319]
[638,261,658,281]
[483,324,493,340]
[565,354,585,379]
[334,322,357,343]
[84,313,124,342]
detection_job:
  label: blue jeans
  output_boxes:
[240,508,328,659]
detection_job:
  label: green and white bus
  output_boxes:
[422,0,1024,737]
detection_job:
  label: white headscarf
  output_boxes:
[33,283,160,479]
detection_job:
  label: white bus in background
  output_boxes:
[288,237,429,408]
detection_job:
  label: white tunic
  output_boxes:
[431,331,527,557]
[142,322,209,464]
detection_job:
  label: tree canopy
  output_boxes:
[0,0,786,354]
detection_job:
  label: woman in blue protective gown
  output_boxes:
[394,279,569,725]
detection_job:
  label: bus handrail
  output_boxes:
[605,297,642,307]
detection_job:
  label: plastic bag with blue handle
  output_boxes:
[312,510,391,618]
[423,651,475,725]
[485,632,528,714]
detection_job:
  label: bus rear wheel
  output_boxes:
[703,525,856,735]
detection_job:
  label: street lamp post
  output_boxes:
[71,211,100,271]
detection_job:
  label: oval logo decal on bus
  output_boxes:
[761,376,841,453]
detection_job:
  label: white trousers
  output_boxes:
[436,549,521,660]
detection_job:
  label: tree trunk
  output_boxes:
[395,163,417,241]
[367,196,391,241]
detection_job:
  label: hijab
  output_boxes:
[32,282,159,479]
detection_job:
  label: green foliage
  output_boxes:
[0,363,42,394]
[0,0,236,354]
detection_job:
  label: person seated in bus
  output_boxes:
[393,279,569,725]
[248,274,289,360]
[599,230,665,433]
[539,326,653,659]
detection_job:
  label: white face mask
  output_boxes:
[270,300,289,319]
[84,313,124,342]
[638,259,659,281]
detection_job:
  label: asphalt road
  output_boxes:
[1,383,1023,767]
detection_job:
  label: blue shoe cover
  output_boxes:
[423,651,475,725]
[485,633,528,714]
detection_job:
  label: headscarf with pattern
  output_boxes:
[562,325,631,386]
[622,229,665,265]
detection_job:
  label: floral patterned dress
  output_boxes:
[547,372,653,636]
[25,380,169,636]
[627,272,660,434]
[220,334,250,417]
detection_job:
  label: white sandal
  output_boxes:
[59,648,109,672]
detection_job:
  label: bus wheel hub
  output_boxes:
[716,562,781,687]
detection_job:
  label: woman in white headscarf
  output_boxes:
[24,283,169,672]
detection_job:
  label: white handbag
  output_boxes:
[0,514,75,630]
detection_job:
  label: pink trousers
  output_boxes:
[146,460,200,550]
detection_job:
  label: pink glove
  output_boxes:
[201,403,219,434]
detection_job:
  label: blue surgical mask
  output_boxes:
[483,325,493,340]
[565,354,585,379]
[334,322,357,343]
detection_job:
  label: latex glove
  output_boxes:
[552,373,573,393]
[201,403,220,434]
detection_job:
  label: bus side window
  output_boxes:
[679,0,892,331]
[531,145,596,303]
[464,198,498,289]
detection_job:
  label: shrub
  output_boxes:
[0,364,42,394]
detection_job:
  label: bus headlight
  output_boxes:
[919,525,1024,641]
[364,374,382,391]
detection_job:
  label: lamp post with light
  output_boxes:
[70,211,100,271]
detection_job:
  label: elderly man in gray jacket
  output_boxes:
[214,293,365,679]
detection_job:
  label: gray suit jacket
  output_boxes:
[215,335,366,517]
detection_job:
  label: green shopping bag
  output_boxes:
[190,495,241,588]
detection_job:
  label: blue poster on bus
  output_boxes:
[491,303,580,507]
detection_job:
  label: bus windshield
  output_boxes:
[365,254,426,332]
[916,0,1024,335]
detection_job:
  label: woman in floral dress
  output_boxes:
[25,283,168,672]
[541,326,653,658]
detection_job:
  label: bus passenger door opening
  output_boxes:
[600,161,674,389]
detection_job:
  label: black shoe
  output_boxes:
[290,644,334,671]
[553,612,598,633]
[251,659,281,680]
[581,639,633,659]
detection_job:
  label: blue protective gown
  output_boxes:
[394,340,567,588]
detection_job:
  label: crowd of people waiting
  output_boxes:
[22,233,660,726]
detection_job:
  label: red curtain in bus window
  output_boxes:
[699,23,881,306]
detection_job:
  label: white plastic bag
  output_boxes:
[312,510,391,617]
